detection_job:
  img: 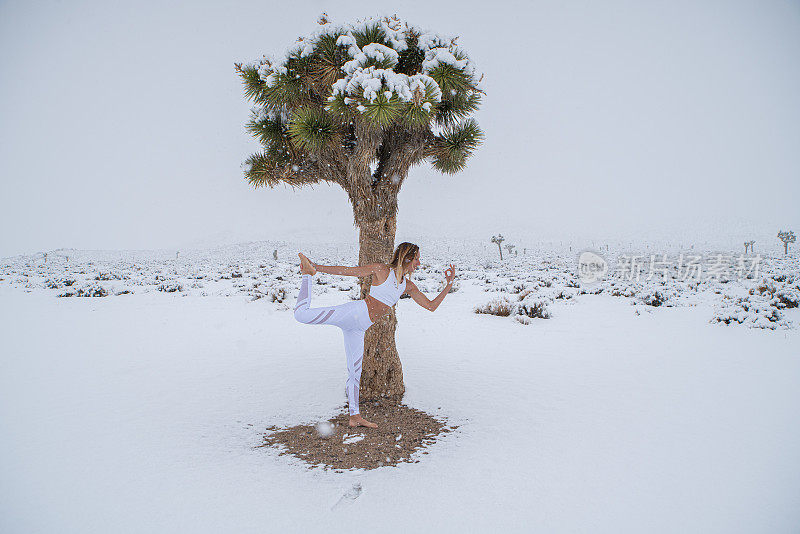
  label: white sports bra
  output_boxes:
[368,271,407,306]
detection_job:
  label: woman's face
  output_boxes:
[406,250,421,273]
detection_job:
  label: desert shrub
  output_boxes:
[517,292,552,319]
[158,281,183,293]
[579,286,604,295]
[638,289,668,307]
[609,282,637,298]
[710,295,791,330]
[268,285,288,303]
[772,288,799,309]
[518,288,536,299]
[518,299,550,319]
[57,283,108,297]
[508,282,526,294]
[474,297,516,317]
[552,289,575,301]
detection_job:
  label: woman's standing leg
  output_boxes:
[293,273,377,427]
[341,328,365,416]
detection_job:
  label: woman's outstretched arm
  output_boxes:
[406,264,456,312]
[315,263,381,278]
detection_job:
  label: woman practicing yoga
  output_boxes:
[295,242,456,428]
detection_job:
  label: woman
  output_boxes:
[294,242,456,428]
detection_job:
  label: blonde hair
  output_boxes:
[388,242,419,284]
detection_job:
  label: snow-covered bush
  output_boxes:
[749,274,799,310]
[579,285,604,295]
[507,282,527,294]
[608,281,639,298]
[637,288,669,307]
[157,281,183,293]
[94,271,122,281]
[773,288,800,309]
[44,277,76,289]
[268,284,290,303]
[517,292,551,319]
[57,283,108,297]
[710,295,793,330]
[475,291,552,322]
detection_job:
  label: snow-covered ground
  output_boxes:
[1,241,799,533]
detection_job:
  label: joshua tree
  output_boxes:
[744,240,755,254]
[235,14,484,401]
[505,243,515,255]
[491,234,504,260]
[273,249,278,261]
[777,230,796,255]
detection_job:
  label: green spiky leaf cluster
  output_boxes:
[431,118,484,174]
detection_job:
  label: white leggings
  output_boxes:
[293,274,373,415]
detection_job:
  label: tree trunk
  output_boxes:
[342,127,426,403]
[354,195,405,402]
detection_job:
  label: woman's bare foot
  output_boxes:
[298,252,317,275]
[349,414,377,428]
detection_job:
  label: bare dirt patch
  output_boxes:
[257,400,458,471]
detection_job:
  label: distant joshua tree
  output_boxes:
[505,243,515,255]
[491,234,505,260]
[273,249,278,261]
[777,230,796,255]
[744,240,755,254]
[235,14,485,401]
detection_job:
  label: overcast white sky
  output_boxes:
[1,0,798,257]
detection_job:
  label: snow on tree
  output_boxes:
[235,14,485,401]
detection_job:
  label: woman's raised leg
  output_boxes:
[294,274,358,328]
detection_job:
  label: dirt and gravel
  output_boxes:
[257,400,458,471]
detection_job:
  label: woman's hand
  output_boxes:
[444,264,456,285]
